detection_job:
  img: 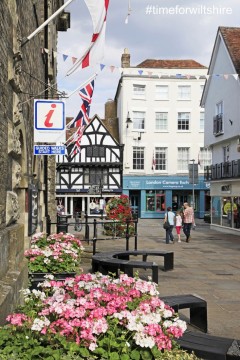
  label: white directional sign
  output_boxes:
[34,99,66,143]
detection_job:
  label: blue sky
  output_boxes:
[57,0,239,119]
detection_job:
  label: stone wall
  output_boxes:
[0,0,62,324]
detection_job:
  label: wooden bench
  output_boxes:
[113,250,174,271]
[92,254,159,283]
[92,250,174,284]
[161,294,207,333]
[177,331,240,360]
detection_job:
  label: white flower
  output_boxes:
[32,289,46,300]
[134,332,155,348]
[44,274,54,280]
[163,320,173,328]
[89,342,97,351]
[43,249,52,257]
[20,288,31,298]
[163,309,173,318]
[43,258,51,264]
[31,317,50,331]
[126,315,144,332]
[174,318,187,332]
[141,312,161,324]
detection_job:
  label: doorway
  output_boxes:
[129,191,141,218]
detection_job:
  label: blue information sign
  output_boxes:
[34,145,65,155]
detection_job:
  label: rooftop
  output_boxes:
[219,26,240,74]
[136,59,207,69]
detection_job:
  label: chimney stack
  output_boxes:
[121,48,130,68]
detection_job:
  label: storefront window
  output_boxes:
[211,196,221,225]
[212,196,240,228]
[146,190,165,212]
[222,197,233,228]
[222,197,239,228]
[233,197,240,229]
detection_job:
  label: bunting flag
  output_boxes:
[66,0,109,76]
[152,152,156,170]
[43,49,240,81]
[125,0,132,24]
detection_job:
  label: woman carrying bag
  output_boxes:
[163,206,175,244]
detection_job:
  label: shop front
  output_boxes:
[210,181,240,232]
[123,176,210,219]
[56,191,121,219]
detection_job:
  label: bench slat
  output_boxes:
[177,331,238,360]
[161,294,208,332]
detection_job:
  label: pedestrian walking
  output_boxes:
[175,210,182,242]
[164,206,175,244]
[183,202,195,242]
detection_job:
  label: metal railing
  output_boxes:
[47,214,138,255]
[204,159,240,181]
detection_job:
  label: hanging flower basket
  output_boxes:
[104,195,135,236]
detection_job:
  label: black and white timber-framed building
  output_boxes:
[56,115,123,216]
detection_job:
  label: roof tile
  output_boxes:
[136,59,206,69]
[219,27,240,74]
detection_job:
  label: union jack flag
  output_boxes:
[70,79,95,128]
[68,126,85,160]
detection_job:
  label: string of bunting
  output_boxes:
[41,48,239,80]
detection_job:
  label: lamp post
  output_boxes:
[190,159,195,209]
[126,112,132,128]
[125,112,132,168]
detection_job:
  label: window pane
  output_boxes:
[199,147,212,170]
[155,147,167,170]
[133,111,145,130]
[146,190,165,212]
[155,112,168,130]
[216,101,223,115]
[155,85,169,100]
[178,147,189,171]
[133,84,145,98]
[178,85,191,100]
[200,112,204,131]
[133,147,144,169]
[178,112,190,130]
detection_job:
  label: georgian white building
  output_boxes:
[201,27,240,232]
[114,50,210,218]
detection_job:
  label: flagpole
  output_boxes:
[21,0,75,47]
[66,73,97,98]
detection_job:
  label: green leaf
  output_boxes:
[130,349,140,360]
[120,355,130,360]
[140,349,152,360]
[109,352,120,360]
[151,346,162,358]
[78,347,90,358]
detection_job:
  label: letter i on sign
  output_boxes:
[44,104,56,128]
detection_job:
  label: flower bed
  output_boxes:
[0,273,199,359]
[24,232,84,273]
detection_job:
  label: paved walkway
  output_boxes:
[73,218,240,340]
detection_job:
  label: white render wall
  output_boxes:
[204,36,240,162]
[117,67,208,175]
